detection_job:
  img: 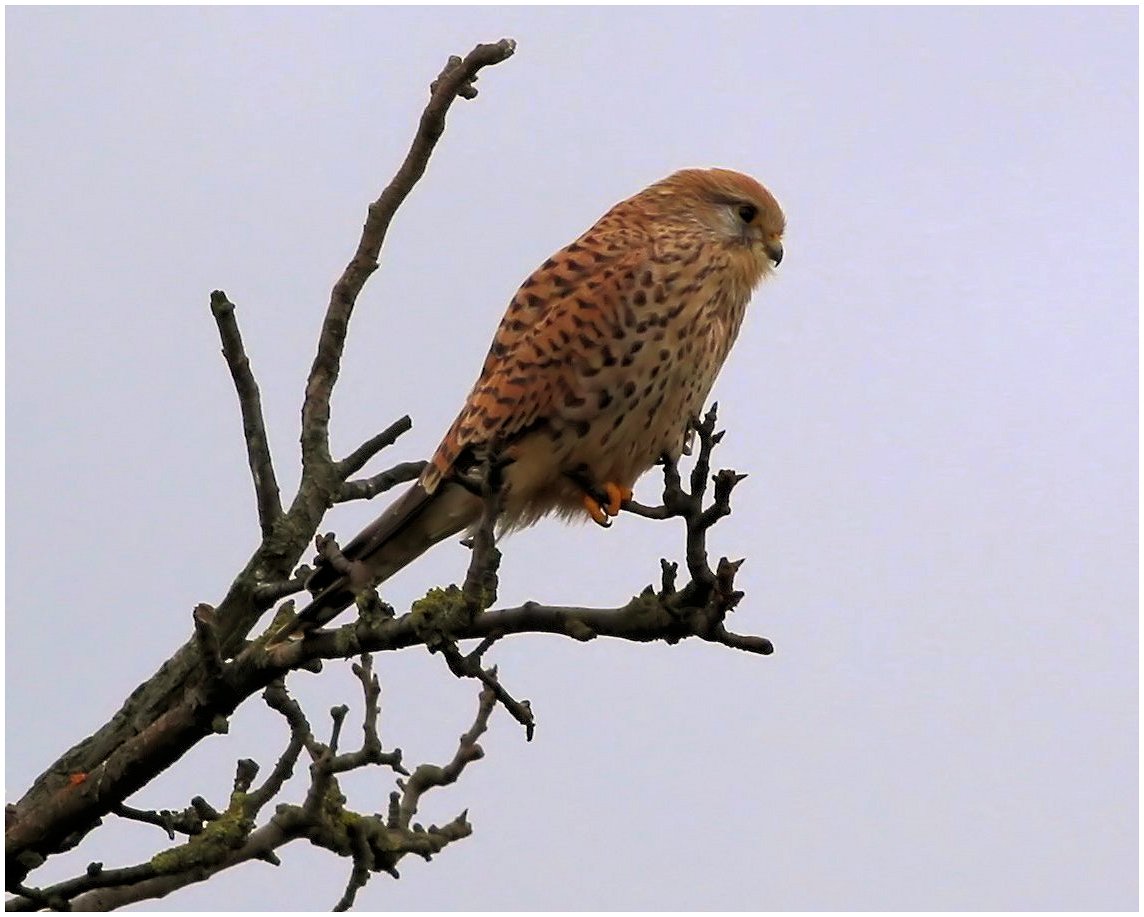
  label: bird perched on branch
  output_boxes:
[284,168,785,638]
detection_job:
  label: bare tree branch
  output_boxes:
[110,802,204,841]
[209,290,283,535]
[252,569,311,607]
[6,37,526,906]
[275,405,772,668]
[300,39,517,471]
[441,648,535,740]
[6,412,765,903]
[6,863,160,912]
[4,37,779,914]
[336,415,415,479]
[245,679,318,813]
[192,603,223,682]
[10,668,483,912]
[333,820,374,911]
[326,654,408,776]
[394,687,495,831]
[336,461,427,504]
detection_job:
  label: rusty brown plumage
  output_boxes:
[288,168,785,636]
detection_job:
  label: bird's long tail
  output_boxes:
[272,481,481,641]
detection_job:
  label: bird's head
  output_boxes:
[652,168,786,292]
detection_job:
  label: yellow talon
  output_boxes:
[582,481,633,527]
[582,492,611,527]
[602,482,633,516]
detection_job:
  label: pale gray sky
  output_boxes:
[6,6,1138,911]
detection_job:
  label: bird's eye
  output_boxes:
[737,203,757,224]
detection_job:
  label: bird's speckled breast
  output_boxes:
[499,241,752,527]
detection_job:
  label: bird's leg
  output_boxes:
[565,466,633,528]
[600,481,633,515]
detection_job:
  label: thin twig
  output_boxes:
[111,803,204,840]
[396,686,496,829]
[209,290,283,535]
[246,680,312,813]
[424,453,538,735]
[326,655,408,776]
[336,461,426,504]
[252,569,311,608]
[440,647,535,739]
[336,416,415,479]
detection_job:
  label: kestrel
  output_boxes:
[290,168,784,635]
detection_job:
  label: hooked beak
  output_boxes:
[765,239,784,266]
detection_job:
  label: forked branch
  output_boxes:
[4,37,519,890]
